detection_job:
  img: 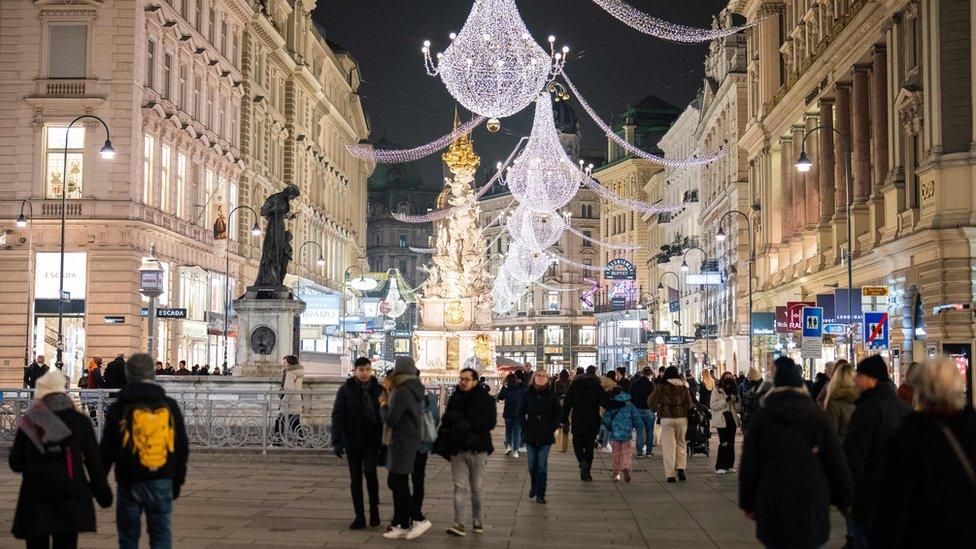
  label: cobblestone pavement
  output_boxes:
[0,423,847,548]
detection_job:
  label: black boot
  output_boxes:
[582,464,593,482]
[349,516,367,530]
[369,507,381,528]
[677,469,687,482]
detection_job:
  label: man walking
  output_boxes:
[630,367,656,458]
[100,353,189,549]
[331,357,383,529]
[562,365,623,481]
[437,367,496,537]
[844,355,910,548]
[103,354,127,390]
[23,355,49,388]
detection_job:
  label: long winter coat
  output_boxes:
[739,387,853,549]
[516,384,562,446]
[843,381,910,522]
[709,388,741,430]
[647,379,694,419]
[872,408,976,548]
[823,384,858,441]
[561,374,623,436]
[602,392,641,442]
[629,376,655,410]
[10,395,113,540]
[381,375,425,475]
[330,376,383,451]
[497,382,526,420]
[436,385,497,458]
[280,362,305,415]
[102,357,127,389]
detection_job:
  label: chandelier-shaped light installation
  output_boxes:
[504,93,583,212]
[423,0,567,119]
[347,116,486,163]
[491,269,516,313]
[503,242,551,281]
[561,71,729,168]
[506,205,566,251]
[590,0,756,43]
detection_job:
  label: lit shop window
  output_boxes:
[45,126,84,199]
[545,325,563,345]
[579,326,596,346]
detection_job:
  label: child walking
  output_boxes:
[601,381,641,482]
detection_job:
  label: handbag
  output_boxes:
[937,421,976,492]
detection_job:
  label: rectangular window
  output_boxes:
[48,24,87,78]
[195,0,202,30]
[398,259,408,274]
[582,230,593,247]
[206,85,214,128]
[545,325,563,345]
[162,53,172,99]
[178,64,187,107]
[399,234,407,248]
[524,328,535,345]
[146,39,156,88]
[513,328,523,346]
[159,145,171,211]
[209,7,216,42]
[204,169,214,225]
[547,291,560,311]
[45,126,85,199]
[143,134,155,205]
[579,326,596,345]
[192,75,202,118]
[231,33,239,67]
[176,153,187,218]
[227,179,238,237]
[220,21,227,56]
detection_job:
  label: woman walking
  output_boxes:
[710,372,741,474]
[699,369,715,407]
[648,366,694,482]
[554,369,572,453]
[602,382,641,482]
[516,370,562,503]
[10,369,113,548]
[497,374,526,458]
[821,359,859,547]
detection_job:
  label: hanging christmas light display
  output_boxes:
[504,93,583,212]
[379,275,408,318]
[506,205,566,251]
[492,269,516,313]
[565,224,642,250]
[347,116,486,163]
[590,0,756,43]
[422,0,567,118]
[547,251,604,271]
[583,176,683,215]
[503,242,551,281]
[561,72,729,167]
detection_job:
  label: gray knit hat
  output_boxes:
[392,356,419,377]
[126,353,156,382]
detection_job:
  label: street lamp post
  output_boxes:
[342,265,378,363]
[682,246,712,373]
[17,200,35,368]
[795,126,856,360]
[138,245,164,356]
[224,206,262,371]
[716,210,755,372]
[55,116,115,369]
[294,241,326,355]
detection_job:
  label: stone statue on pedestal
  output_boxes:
[254,184,300,288]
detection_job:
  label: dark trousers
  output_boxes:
[411,452,429,521]
[274,413,300,442]
[25,533,78,549]
[346,441,380,519]
[572,432,595,469]
[716,422,736,471]
[388,472,421,529]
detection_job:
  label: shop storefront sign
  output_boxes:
[34,252,86,300]
[604,258,637,280]
[103,316,125,324]
[684,272,723,285]
[751,312,775,335]
[156,308,187,319]
[834,289,863,322]
[299,292,340,326]
[816,294,837,324]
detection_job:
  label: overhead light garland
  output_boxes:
[565,224,642,250]
[408,246,436,254]
[583,176,683,215]
[560,71,729,167]
[547,251,604,271]
[535,281,585,292]
[504,93,583,212]
[590,0,756,43]
[347,115,486,163]
[506,205,566,251]
[422,0,567,118]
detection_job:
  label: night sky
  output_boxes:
[312,0,726,184]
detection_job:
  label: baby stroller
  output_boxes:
[686,403,711,457]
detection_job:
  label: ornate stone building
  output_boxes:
[736,0,976,383]
[0,0,371,383]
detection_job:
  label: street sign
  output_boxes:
[824,323,847,336]
[156,308,187,319]
[684,273,723,285]
[801,337,823,359]
[863,311,889,349]
[862,286,889,297]
[103,316,125,324]
[802,307,824,338]
[665,336,685,345]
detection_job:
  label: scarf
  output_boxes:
[20,393,73,452]
[360,379,378,425]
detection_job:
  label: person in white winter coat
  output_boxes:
[276,355,304,441]
[710,372,741,473]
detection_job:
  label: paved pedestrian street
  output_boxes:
[0,428,847,548]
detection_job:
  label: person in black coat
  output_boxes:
[516,370,562,504]
[102,355,127,390]
[23,355,49,389]
[872,358,976,548]
[10,369,112,548]
[629,367,656,458]
[739,357,852,549]
[843,355,910,548]
[561,365,623,481]
[331,357,384,530]
[497,374,526,456]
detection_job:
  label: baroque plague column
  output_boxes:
[413,125,495,374]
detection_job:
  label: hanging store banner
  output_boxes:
[684,272,723,285]
[775,306,789,333]
[299,292,341,326]
[834,289,863,322]
[34,252,87,300]
[816,294,837,324]
[751,312,775,335]
[786,301,815,331]
[603,258,637,280]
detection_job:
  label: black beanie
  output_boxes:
[856,355,889,381]
[773,357,804,388]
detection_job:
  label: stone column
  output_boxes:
[780,135,794,239]
[870,46,889,193]
[851,66,872,202]
[818,99,836,222]
[833,84,851,219]
[759,3,785,103]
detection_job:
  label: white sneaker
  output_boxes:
[727,468,737,473]
[405,520,431,540]
[513,451,519,458]
[383,526,409,539]
[715,469,727,475]
[504,445,512,455]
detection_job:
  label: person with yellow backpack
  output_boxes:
[100,353,189,549]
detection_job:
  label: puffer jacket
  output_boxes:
[602,392,641,442]
[710,387,741,430]
[648,379,694,419]
[823,384,858,441]
[497,382,526,420]
[517,384,562,446]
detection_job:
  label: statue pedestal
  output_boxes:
[233,289,306,378]
[414,296,494,375]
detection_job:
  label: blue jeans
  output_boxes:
[117,478,173,549]
[635,408,656,455]
[504,417,522,449]
[525,443,551,498]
